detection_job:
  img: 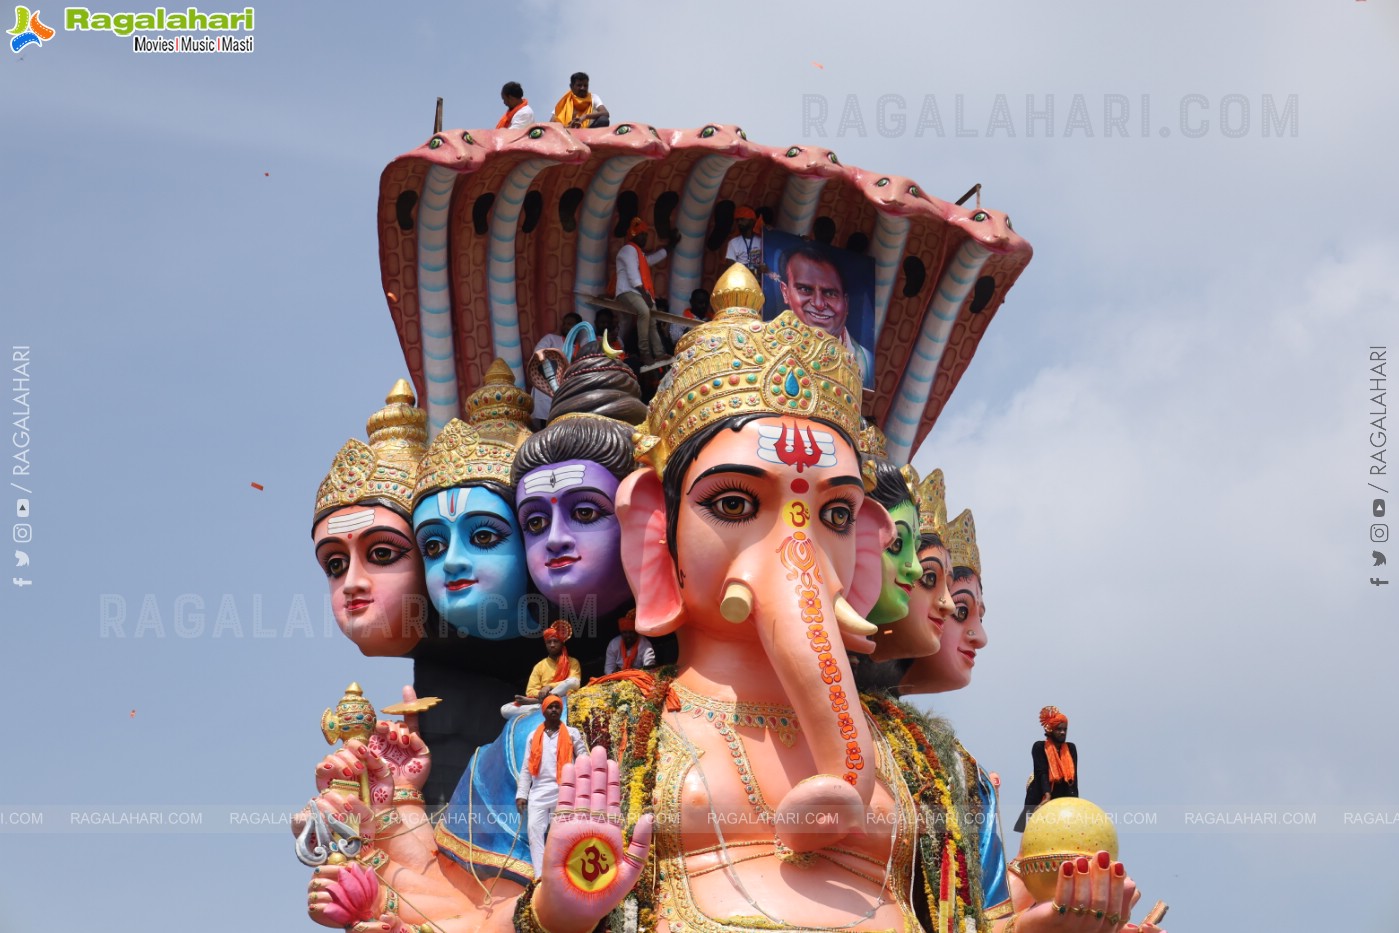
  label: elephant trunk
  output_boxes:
[741,532,878,853]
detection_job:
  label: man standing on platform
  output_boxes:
[614,218,675,365]
[515,695,588,874]
[724,206,766,278]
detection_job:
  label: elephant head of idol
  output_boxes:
[617,265,894,851]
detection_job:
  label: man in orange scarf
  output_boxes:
[552,72,609,128]
[603,610,655,674]
[1013,705,1079,833]
[515,695,588,874]
[498,81,534,130]
[522,622,583,702]
[614,218,676,365]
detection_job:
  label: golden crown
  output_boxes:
[916,468,948,539]
[945,507,980,577]
[636,265,863,476]
[313,379,428,526]
[858,419,889,458]
[466,358,534,437]
[412,417,527,505]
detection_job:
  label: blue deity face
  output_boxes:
[412,484,531,639]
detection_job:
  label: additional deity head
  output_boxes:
[620,266,894,846]
[513,341,646,616]
[863,466,953,670]
[779,241,850,337]
[863,457,921,627]
[311,380,430,657]
[411,417,531,639]
[900,498,985,694]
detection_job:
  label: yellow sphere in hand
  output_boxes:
[1014,798,1119,902]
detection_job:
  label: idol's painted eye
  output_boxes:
[461,131,475,145]
[827,152,840,164]
[972,211,989,222]
[367,544,409,566]
[428,137,443,150]
[421,539,447,559]
[919,569,939,589]
[529,127,544,139]
[700,125,717,139]
[786,146,802,157]
[1005,216,1014,231]
[737,128,747,139]
[572,504,602,524]
[908,185,920,196]
[820,500,855,532]
[323,555,348,578]
[887,536,904,556]
[875,177,890,187]
[700,488,758,523]
[471,527,507,548]
[954,604,970,622]
[615,125,632,135]
[524,514,549,535]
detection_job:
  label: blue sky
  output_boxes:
[2,2,1397,930]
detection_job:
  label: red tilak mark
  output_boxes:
[346,533,353,539]
[790,478,809,494]
[551,497,558,504]
[775,423,820,473]
[250,482,264,491]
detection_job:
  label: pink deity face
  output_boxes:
[516,460,628,614]
[903,568,985,693]
[313,506,426,657]
[673,417,864,632]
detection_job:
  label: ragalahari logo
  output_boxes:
[9,6,54,52]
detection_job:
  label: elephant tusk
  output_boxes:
[833,595,877,636]
[720,581,753,623]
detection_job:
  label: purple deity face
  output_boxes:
[516,459,629,615]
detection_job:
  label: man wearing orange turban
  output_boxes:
[515,694,588,874]
[723,206,768,278]
[614,218,676,365]
[1014,705,1079,833]
[523,622,583,702]
[604,610,656,674]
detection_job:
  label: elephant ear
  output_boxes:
[845,498,894,618]
[615,469,685,636]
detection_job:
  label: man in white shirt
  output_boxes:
[614,218,675,365]
[515,695,589,875]
[553,72,608,128]
[530,312,579,426]
[604,612,656,674]
[498,82,534,130]
[724,206,767,278]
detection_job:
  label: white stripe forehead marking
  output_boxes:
[521,464,589,496]
[754,424,838,467]
[326,509,376,534]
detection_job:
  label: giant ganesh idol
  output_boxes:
[300,266,1162,933]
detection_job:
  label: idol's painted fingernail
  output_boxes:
[1075,857,1090,873]
[1097,851,1110,869]
[1113,862,1125,877]
[1062,861,1075,876]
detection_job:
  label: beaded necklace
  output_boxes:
[672,681,803,815]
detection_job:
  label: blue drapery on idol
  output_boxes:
[976,763,1012,918]
[436,706,543,885]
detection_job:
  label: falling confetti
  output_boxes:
[130,710,136,718]
[811,61,825,70]
[264,172,270,177]
[250,482,264,491]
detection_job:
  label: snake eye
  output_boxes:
[461,131,474,145]
[529,127,544,139]
[700,125,717,138]
[1005,216,1014,231]
[972,210,988,222]
[828,152,840,164]
[615,125,632,135]
[875,177,890,187]
[648,125,659,136]
[908,185,920,196]
[786,146,801,157]
[428,136,443,149]
[737,128,747,139]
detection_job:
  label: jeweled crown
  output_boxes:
[313,379,428,527]
[466,358,534,438]
[916,468,948,539]
[637,265,863,476]
[858,419,889,458]
[945,507,981,577]
[412,417,527,505]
